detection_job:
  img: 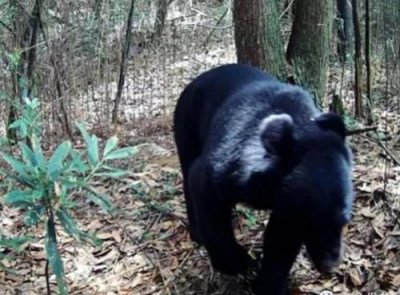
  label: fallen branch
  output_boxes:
[375,138,400,166]
[346,126,377,136]
[280,0,296,19]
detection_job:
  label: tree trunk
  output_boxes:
[398,0,400,62]
[152,0,167,46]
[233,0,287,80]
[39,7,73,140]
[352,0,363,117]
[94,0,103,20]
[7,0,41,142]
[364,0,373,124]
[26,0,41,99]
[286,0,334,105]
[337,0,354,62]
[112,0,135,124]
[93,0,106,79]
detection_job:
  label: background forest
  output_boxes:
[0,0,399,294]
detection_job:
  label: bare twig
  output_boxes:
[346,126,377,136]
[38,5,74,140]
[279,0,295,19]
[0,19,16,36]
[375,137,400,166]
[45,259,51,295]
[202,6,229,47]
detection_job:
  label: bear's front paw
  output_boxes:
[251,276,289,295]
[188,228,203,245]
[211,247,255,275]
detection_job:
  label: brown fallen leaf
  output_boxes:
[349,267,364,286]
[112,230,123,243]
[392,274,400,287]
[96,232,115,240]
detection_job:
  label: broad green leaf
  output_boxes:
[24,206,45,226]
[60,176,83,190]
[8,119,22,130]
[21,122,28,137]
[87,193,113,214]
[103,136,119,157]
[45,217,68,295]
[82,233,102,247]
[87,135,99,166]
[0,236,32,250]
[7,51,21,70]
[94,170,129,178]
[0,153,31,177]
[68,150,89,173]
[13,175,35,188]
[47,141,71,181]
[4,190,42,208]
[86,187,113,214]
[104,146,138,161]
[237,208,257,227]
[31,136,46,171]
[98,165,123,171]
[76,123,91,146]
[58,188,77,209]
[76,123,98,165]
[0,136,9,146]
[29,97,40,108]
[9,118,28,137]
[56,210,80,240]
[19,142,37,167]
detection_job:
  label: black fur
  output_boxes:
[173,64,353,295]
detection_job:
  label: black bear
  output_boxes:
[173,64,353,295]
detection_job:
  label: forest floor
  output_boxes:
[1,2,400,295]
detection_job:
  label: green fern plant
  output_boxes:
[1,100,139,294]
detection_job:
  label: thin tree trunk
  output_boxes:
[286,0,334,105]
[26,0,41,99]
[152,0,167,46]
[337,0,354,62]
[94,0,103,20]
[24,0,42,147]
[364,0,373,124]
[39,8,73,140]
[233,0,287,80]
[352,0,363,116]
[396,0,400,63]
[112,0,135,124]
[7,0,32,141]
[93,0,105,79]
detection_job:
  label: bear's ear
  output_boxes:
[259,114,294,155]
[314,113,346,139]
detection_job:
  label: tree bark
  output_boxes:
[286,0,334,105]
[7,0,41,142]
[94,0,103,21]
[26,0,41,99]
[337,0,354,62]
[39,7,73,140]
[112,0,135,124]
[152,0,167,46]
[364,0,373,123]
[351,0,363,117]
[233,0,287,80]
